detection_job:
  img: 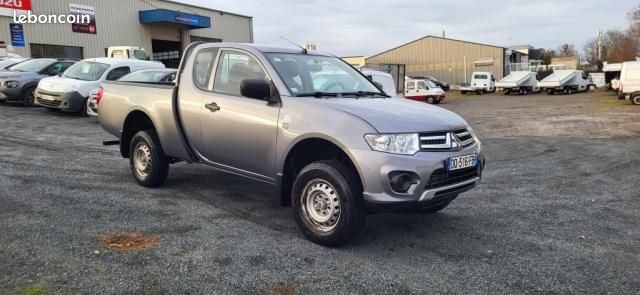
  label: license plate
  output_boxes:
[39,94,55,101]
[448,154,477,171]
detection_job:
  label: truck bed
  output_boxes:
[98,81,192,160]
[539,70,577,88]
[496,71,535,88]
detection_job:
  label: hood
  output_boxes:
[0,70,40,80]
[309,96,468,133]
[38,76,99,96]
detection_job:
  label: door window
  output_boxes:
[417,81,428,90]
[106,66,131,81]
[193,48,219,90]
[213,51,267,97]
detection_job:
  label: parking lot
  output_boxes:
[1,91,639,294]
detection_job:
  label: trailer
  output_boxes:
[495,71,541,95]
[538,70,590,95]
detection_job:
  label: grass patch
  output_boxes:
[18,285,48,295]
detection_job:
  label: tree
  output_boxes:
[557,44,577,57]
[542,49,556,65]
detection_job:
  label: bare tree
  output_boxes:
[557,44,577,57]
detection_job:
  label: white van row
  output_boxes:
[619,61,640,105]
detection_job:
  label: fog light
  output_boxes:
[389,172,419,193]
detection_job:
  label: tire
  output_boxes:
[80,98,89,117]
[129,130,169,188]
[547,89,554,95]
[476,89,482,95]
[292,160,366,247]
[504,89,511,95]
[461,91,467,95]
[419,202,451,214]
[632,95,640,105]
[22,86,36,107]
[426,97,435,104]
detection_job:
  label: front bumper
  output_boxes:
[34,89,85,112]
[350,144,485,212]
[0,86,24,101]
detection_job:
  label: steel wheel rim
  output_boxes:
[301,179,341,232]
[634,97,640,105]
[134,142,152,177]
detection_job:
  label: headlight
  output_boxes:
[5,81,19,88]
[468,127,482,150]
[364,133,420,155]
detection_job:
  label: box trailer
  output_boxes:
[538,70,590,95]
[495,71,541,95]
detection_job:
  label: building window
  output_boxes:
[30,44,83,59]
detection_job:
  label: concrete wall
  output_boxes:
[366,36,505,85]
[0,0,253,58]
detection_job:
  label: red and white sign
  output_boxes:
[0,0,32,17]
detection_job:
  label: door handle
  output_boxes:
[205,102,221,112]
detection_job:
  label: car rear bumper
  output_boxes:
[34,89,85,112]
[349,144,485,212]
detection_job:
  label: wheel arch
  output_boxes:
[120,109,159,158]
[279,135,365,207]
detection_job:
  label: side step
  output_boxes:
[103,140,120,146]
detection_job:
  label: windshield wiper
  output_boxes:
[295,92,340,98]
[341,91,390,98]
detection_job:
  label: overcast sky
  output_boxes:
[175,0,638,56]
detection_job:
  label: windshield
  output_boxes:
[9,59,55,73]
[474,74,488,80]
[63,61,110,81]
[425,80,438,88]
[265,53,382,96]
[119,70,175,82]
[0,58,25,69]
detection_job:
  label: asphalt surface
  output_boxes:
[1,92,639,294]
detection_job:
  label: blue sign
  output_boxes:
[139,9,210,29]
[10,23,25,47]
[175,13,200,26]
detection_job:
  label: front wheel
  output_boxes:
[426,97,435,104]
[129,130,169,187]
[292,160,366,247]
[80,98,89,117]
[22,87,36,107]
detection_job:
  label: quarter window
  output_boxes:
[417,81,427,90]
[407,81,415,90]
[193,48,219,90]
[213,51,267,97]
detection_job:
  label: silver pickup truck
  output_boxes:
[98,42,485,246]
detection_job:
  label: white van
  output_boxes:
[361,69,397,96]
[35,58,165,115]
[460,72,496,94]
[107,46,151,61]
[619,61,640,105]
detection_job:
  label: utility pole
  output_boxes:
[442,25,446,38]
[597,30,603,61]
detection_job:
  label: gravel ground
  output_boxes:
[0,91,639,295]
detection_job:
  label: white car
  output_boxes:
[35,58,165,116]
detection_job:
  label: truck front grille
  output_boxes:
[426,167,479,189]
[420,129,476,151]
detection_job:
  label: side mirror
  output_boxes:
[241,79,279,103]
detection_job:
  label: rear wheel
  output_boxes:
[426,97,435,104]
[292,160,366,247]
[22,87,36,107]
[80,98,89,117]
[476,89,483,95]
[461,91,467,95]
[547,89,555,95]
[129,130,169,187]
[632,94,640,105]
[504,89,511,95]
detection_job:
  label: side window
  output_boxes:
[193,48,219,90]
[417,81,427,90]
[213,50,267,97]
[106,66,131,81]
[134,50,149,60]
[407,81,415,90]
[111,50,128,59]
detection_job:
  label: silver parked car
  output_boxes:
[98,43,485,246]
[0,58,77,106]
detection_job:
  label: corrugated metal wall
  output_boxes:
[366,36,505,85]
[0,0,253,58]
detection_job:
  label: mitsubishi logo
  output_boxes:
[449,132,463,150]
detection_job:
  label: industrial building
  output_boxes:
[366,35,513,85]
[0,0,253,67]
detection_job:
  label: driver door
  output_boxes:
[199,49,280,182]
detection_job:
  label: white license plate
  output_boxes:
[448,154,477,171]
[39,94,56,101]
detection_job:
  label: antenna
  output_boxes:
[280,36,307,54]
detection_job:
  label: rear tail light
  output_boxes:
[96,87,104,104]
